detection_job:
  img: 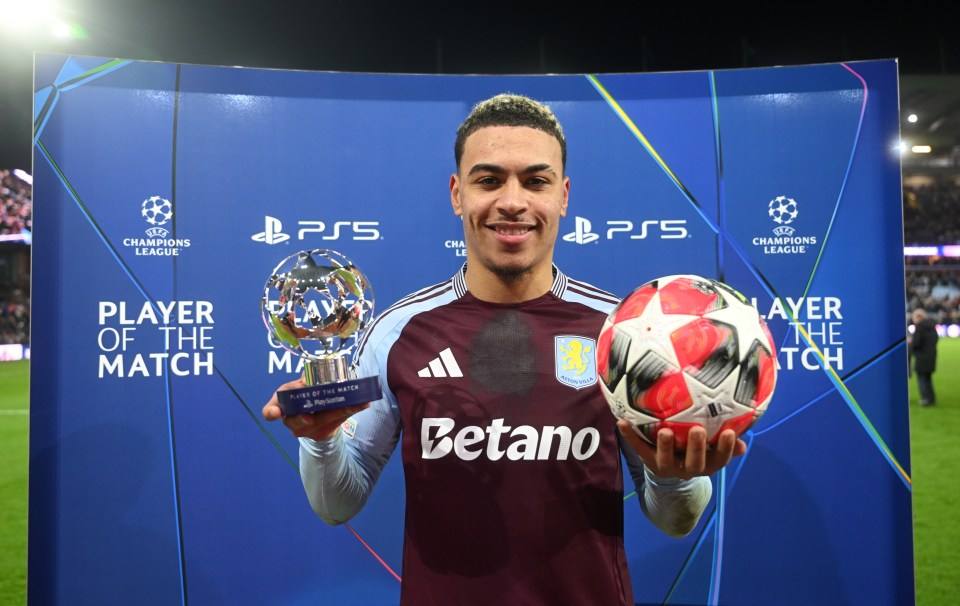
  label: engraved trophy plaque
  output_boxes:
[261,249,382,415]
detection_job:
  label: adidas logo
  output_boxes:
[417,348,463,378]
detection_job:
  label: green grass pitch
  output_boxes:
[0,359,29,606]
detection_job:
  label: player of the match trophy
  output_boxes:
[261,249,382,416]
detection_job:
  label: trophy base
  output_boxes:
[277,357,383,416]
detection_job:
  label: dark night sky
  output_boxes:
[2,1,958,172]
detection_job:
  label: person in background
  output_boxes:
[910,308,939,406]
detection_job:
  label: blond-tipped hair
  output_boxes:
[454,93,566,170]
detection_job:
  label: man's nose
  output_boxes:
[495,178,529,216]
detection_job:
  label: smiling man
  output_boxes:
[264,93,745,605]
[450,103,569,302]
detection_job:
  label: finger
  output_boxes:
[655,428,676,473]
[263,378,307,421]
[684,426,708,476]
[280,378,306,391]
[710,429,738,471]
[286,403,373,439]
[262,401,283,421]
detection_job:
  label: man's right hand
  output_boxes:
[262,377,371,440]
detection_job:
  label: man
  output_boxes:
[910,308,939,406]
[263,93,746,605]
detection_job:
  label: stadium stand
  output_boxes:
[0,169,31,345]
[904,179,960,329]
[0,169,32,236]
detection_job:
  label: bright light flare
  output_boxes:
[51,18,72,38]
[0,0,86,40]
[907,114,918,123]
[0,0,53,25]
[911,145,932,154]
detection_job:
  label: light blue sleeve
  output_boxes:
[618,430,713,538]
[298,328,403,525]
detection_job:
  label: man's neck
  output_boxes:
[464,263,555,303]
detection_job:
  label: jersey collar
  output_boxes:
[452,263,568,300]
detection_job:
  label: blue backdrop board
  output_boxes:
[29,55,911,605]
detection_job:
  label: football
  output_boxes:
[597,274,777,449]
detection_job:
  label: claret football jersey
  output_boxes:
[354,265,634,605]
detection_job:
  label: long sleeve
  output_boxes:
[298,404,401,524]
[298,331,402,525]
[636,468,712,538]
[618,430,713,538]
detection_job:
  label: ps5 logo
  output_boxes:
[252,216,291,244]
[562,216,688,244]
[252,216,381,245]
[562,217,600,244]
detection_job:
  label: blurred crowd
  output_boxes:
[0,169,32,235]
[1,169,32,345]
[0,298,28,345]
[904,180,960,326]
[905,266,960,325]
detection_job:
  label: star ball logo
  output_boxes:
[752,195,816,255]
[142,196,173,231]
[768,195,799,235]
[122,196,191,256]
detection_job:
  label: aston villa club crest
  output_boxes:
[554,336,598,389]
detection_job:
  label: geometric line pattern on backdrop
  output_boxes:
[665,340,910,605]
[34,56,406,594]
[35,100,401,597]
[588,70,910,606]
[588,71,909,487]
[34,137,189,606]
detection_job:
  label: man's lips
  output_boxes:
[486,223,535,245]
[487,223,535,236]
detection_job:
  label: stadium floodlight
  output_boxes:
[0,0,85,39]
[0,0,53,27]
[51,18,72,39]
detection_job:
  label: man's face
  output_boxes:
[450,125,569,282]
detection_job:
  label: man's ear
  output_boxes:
[560,176,570,217]
[450,174,462,216]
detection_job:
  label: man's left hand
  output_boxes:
[618,420,747,480]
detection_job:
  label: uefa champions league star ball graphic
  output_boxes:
[597,275,777,450]
[261,249,375,360]
[768,195,799,225]
[141,196,173,226]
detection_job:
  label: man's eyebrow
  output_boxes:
[466,163,557,176]
[467,163,506,176]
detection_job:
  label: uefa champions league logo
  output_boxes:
[123,195,190,256]
[768,195,798,236]
[141,196,173,237]
[753,195,815,255]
